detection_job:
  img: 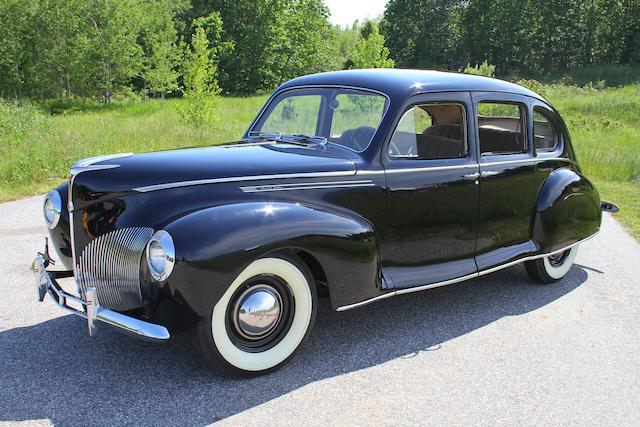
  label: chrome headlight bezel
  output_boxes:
[145,230,175,282]
[43,190,62,230]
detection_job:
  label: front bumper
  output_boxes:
[32,254,170,342]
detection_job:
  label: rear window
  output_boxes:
[533,108,560,152]
[478,102,527,155]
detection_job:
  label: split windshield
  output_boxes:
[250,88,388,152]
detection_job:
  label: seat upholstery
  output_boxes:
[423,124,462,141]
[416,124,465,159]
[478,127,524,154]
[417,134,465,159]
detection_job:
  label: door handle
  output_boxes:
[480,170,500,177]
[463,172,480,180]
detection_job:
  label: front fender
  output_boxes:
[533,168,601,253]
[163,202,379,316]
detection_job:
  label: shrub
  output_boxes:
[463,61,496,77]
[178,14,222,129]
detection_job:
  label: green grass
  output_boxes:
[0,96,267,201]
[1,68,638,239]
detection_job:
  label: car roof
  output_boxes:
[279,68,546,103]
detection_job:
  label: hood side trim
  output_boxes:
[132,170,357,193]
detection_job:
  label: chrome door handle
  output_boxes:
[463,172,480,180]
[480,170,500,177]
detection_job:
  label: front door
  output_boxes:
[472,92,538,271]
[381,92,480,289]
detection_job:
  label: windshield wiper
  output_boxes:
[244,132,327,148]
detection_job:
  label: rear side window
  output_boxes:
[478,102,527,155]
[533,108,559,152]
[388,103,466,160]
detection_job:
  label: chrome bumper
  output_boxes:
[32,254,170,342]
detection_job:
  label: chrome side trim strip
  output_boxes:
[240,180,374,193]
[479,158,538,167]
[335,231,599,312]
[133,170,356,193]
[356,157,575,177]
[395,272,480,295]
[335,292,396,312]
[477,231,599,276]
[385,164,477,174]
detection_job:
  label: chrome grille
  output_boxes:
[76,227,154,311]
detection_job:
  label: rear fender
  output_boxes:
[533,168,601,253]
[162,202,379,316]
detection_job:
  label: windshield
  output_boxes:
[251,87,388,152]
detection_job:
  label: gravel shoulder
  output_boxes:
[0,196,639,426]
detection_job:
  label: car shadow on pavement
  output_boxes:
[0,264,588,426]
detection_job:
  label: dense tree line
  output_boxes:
[1,0,638,102]
[0,0,350,100]
[381,0,640,73]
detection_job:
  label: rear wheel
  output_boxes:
[194,253,317,377]
[525,246,578,284]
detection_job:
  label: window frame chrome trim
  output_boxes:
[246,84,392,154]
[386,101,469,160]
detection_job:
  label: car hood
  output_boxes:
[70,142,357,205]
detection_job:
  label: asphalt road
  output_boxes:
[0,195,639,426]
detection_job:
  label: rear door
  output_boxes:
[381,92,480,289]
[472,92,538,271]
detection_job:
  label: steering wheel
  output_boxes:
[388,140,415,157]
[388,141,402,156]
[347,126,376,151]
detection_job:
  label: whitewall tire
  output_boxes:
[195,253,317,376]
[525,246,579,284]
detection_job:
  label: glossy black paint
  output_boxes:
[47,70,602,329]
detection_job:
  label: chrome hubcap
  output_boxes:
[232,284,283,340]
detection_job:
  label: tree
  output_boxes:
[189,0,337,94]
[179,13,222,128]
[141,1,188,99]
[350,25,394,69]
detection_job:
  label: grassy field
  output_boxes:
[1,73,638,238]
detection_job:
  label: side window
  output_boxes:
[533,108,559,152]
[388,103,466,160]
[261,95,321,135]
[478,102,527,155]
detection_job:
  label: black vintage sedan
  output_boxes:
[33,69,606,376]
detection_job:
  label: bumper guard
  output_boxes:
[32,254,170,342]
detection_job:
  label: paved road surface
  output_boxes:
[0,196,639,426]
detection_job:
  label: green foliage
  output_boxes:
[141,1,188,99]
[178,14,222,128]
[191,0,338,95]
[381,0,640,75]
[351,25,395,69]
[463,61,496,77]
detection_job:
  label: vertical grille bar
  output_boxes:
[76,227,154,311]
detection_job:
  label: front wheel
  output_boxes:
[194,253,317,377]
[525,246,578,284]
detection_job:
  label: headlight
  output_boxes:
[43,190,62,229]
[146,230,175,281]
